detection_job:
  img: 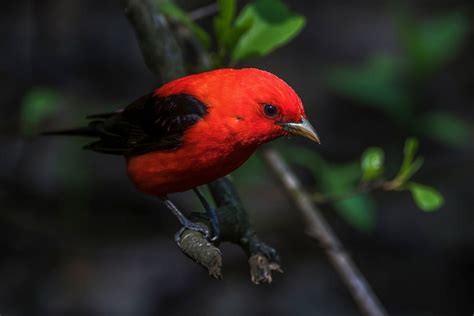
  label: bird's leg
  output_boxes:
[160,197,210,244]
[193,187,220,241]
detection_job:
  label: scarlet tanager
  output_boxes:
[45,68,320,243]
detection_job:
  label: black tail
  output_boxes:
[41,126,99,137]
[41,117,130,155]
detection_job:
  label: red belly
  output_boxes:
[126,144,256,196]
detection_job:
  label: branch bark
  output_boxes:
[122,0,185,82]
[121,0,281,283]
[261,149,388,316]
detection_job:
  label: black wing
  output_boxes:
[81,93,208,156]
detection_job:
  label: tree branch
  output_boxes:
[122,0,185,82]
[261,149,388,316]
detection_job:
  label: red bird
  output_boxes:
[46,68,319,243]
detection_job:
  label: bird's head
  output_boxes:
[159,68,320,146]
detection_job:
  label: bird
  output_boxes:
[44,68,320,243]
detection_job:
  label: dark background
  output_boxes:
[1,0,473,315]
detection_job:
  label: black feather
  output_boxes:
[43,93,208,156]
[41,126,98,137]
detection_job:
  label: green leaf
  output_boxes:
[333,195,376,232]
[160,0,211,48]
[392,138,423,186]
[325,55,412,121]
[213,0,253,64]
[320,163,376,231]
[398,11,469,76]
[232,0,305,61]
[20,87,60,135]
[418,111,471,146]
[360,147,385,182]
[398,157,424,184]
[407,182,444,212]
[400,137,418,174]
[213,0,236,53]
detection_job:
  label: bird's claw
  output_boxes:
[175,222,210,245]
[249,238,281,264]
[189,210,220,242]
[208,213,220,242]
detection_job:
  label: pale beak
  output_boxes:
[280,118,321,144]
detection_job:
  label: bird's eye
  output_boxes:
[263,103,278,117]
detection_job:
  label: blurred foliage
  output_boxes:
[279,137,443,231]
[325,11,471,147]
[20,87,61,135]
[393,137,424,186]
[320,164,376,231]
[213,0,251,64]
[279,145,376,231]
[233,154,267,187]
[407,182,444,212]
[161,0,305,65]
[326,55,412,121]
[361,147,385,183]
[397,11,469,77]
[418,111,471,146]
[213,0,305,63]
[231,0,305,61]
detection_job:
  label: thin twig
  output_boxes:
[261,149,388,316]
[312,180,385,204]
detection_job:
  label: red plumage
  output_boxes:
[127,68,315,195]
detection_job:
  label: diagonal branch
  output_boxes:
[261,149,388,316]
[122,0,185,82]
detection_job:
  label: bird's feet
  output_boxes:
[192,188,220,242]
[183,209,220,243]
[206,207,220,242]
[175,219,210,245]
[246,235,281,264]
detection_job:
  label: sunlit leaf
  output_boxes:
[20,87,60,135]
[407,182,444,212]
[419,111,471,146]
[360,147,385,182]
[399,137,418,175]
[398,157,424,185]
[160,0,211,48]
[232,0,305,61]
[398,138,423,182]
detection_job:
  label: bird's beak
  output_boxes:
[280,118,321,144]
